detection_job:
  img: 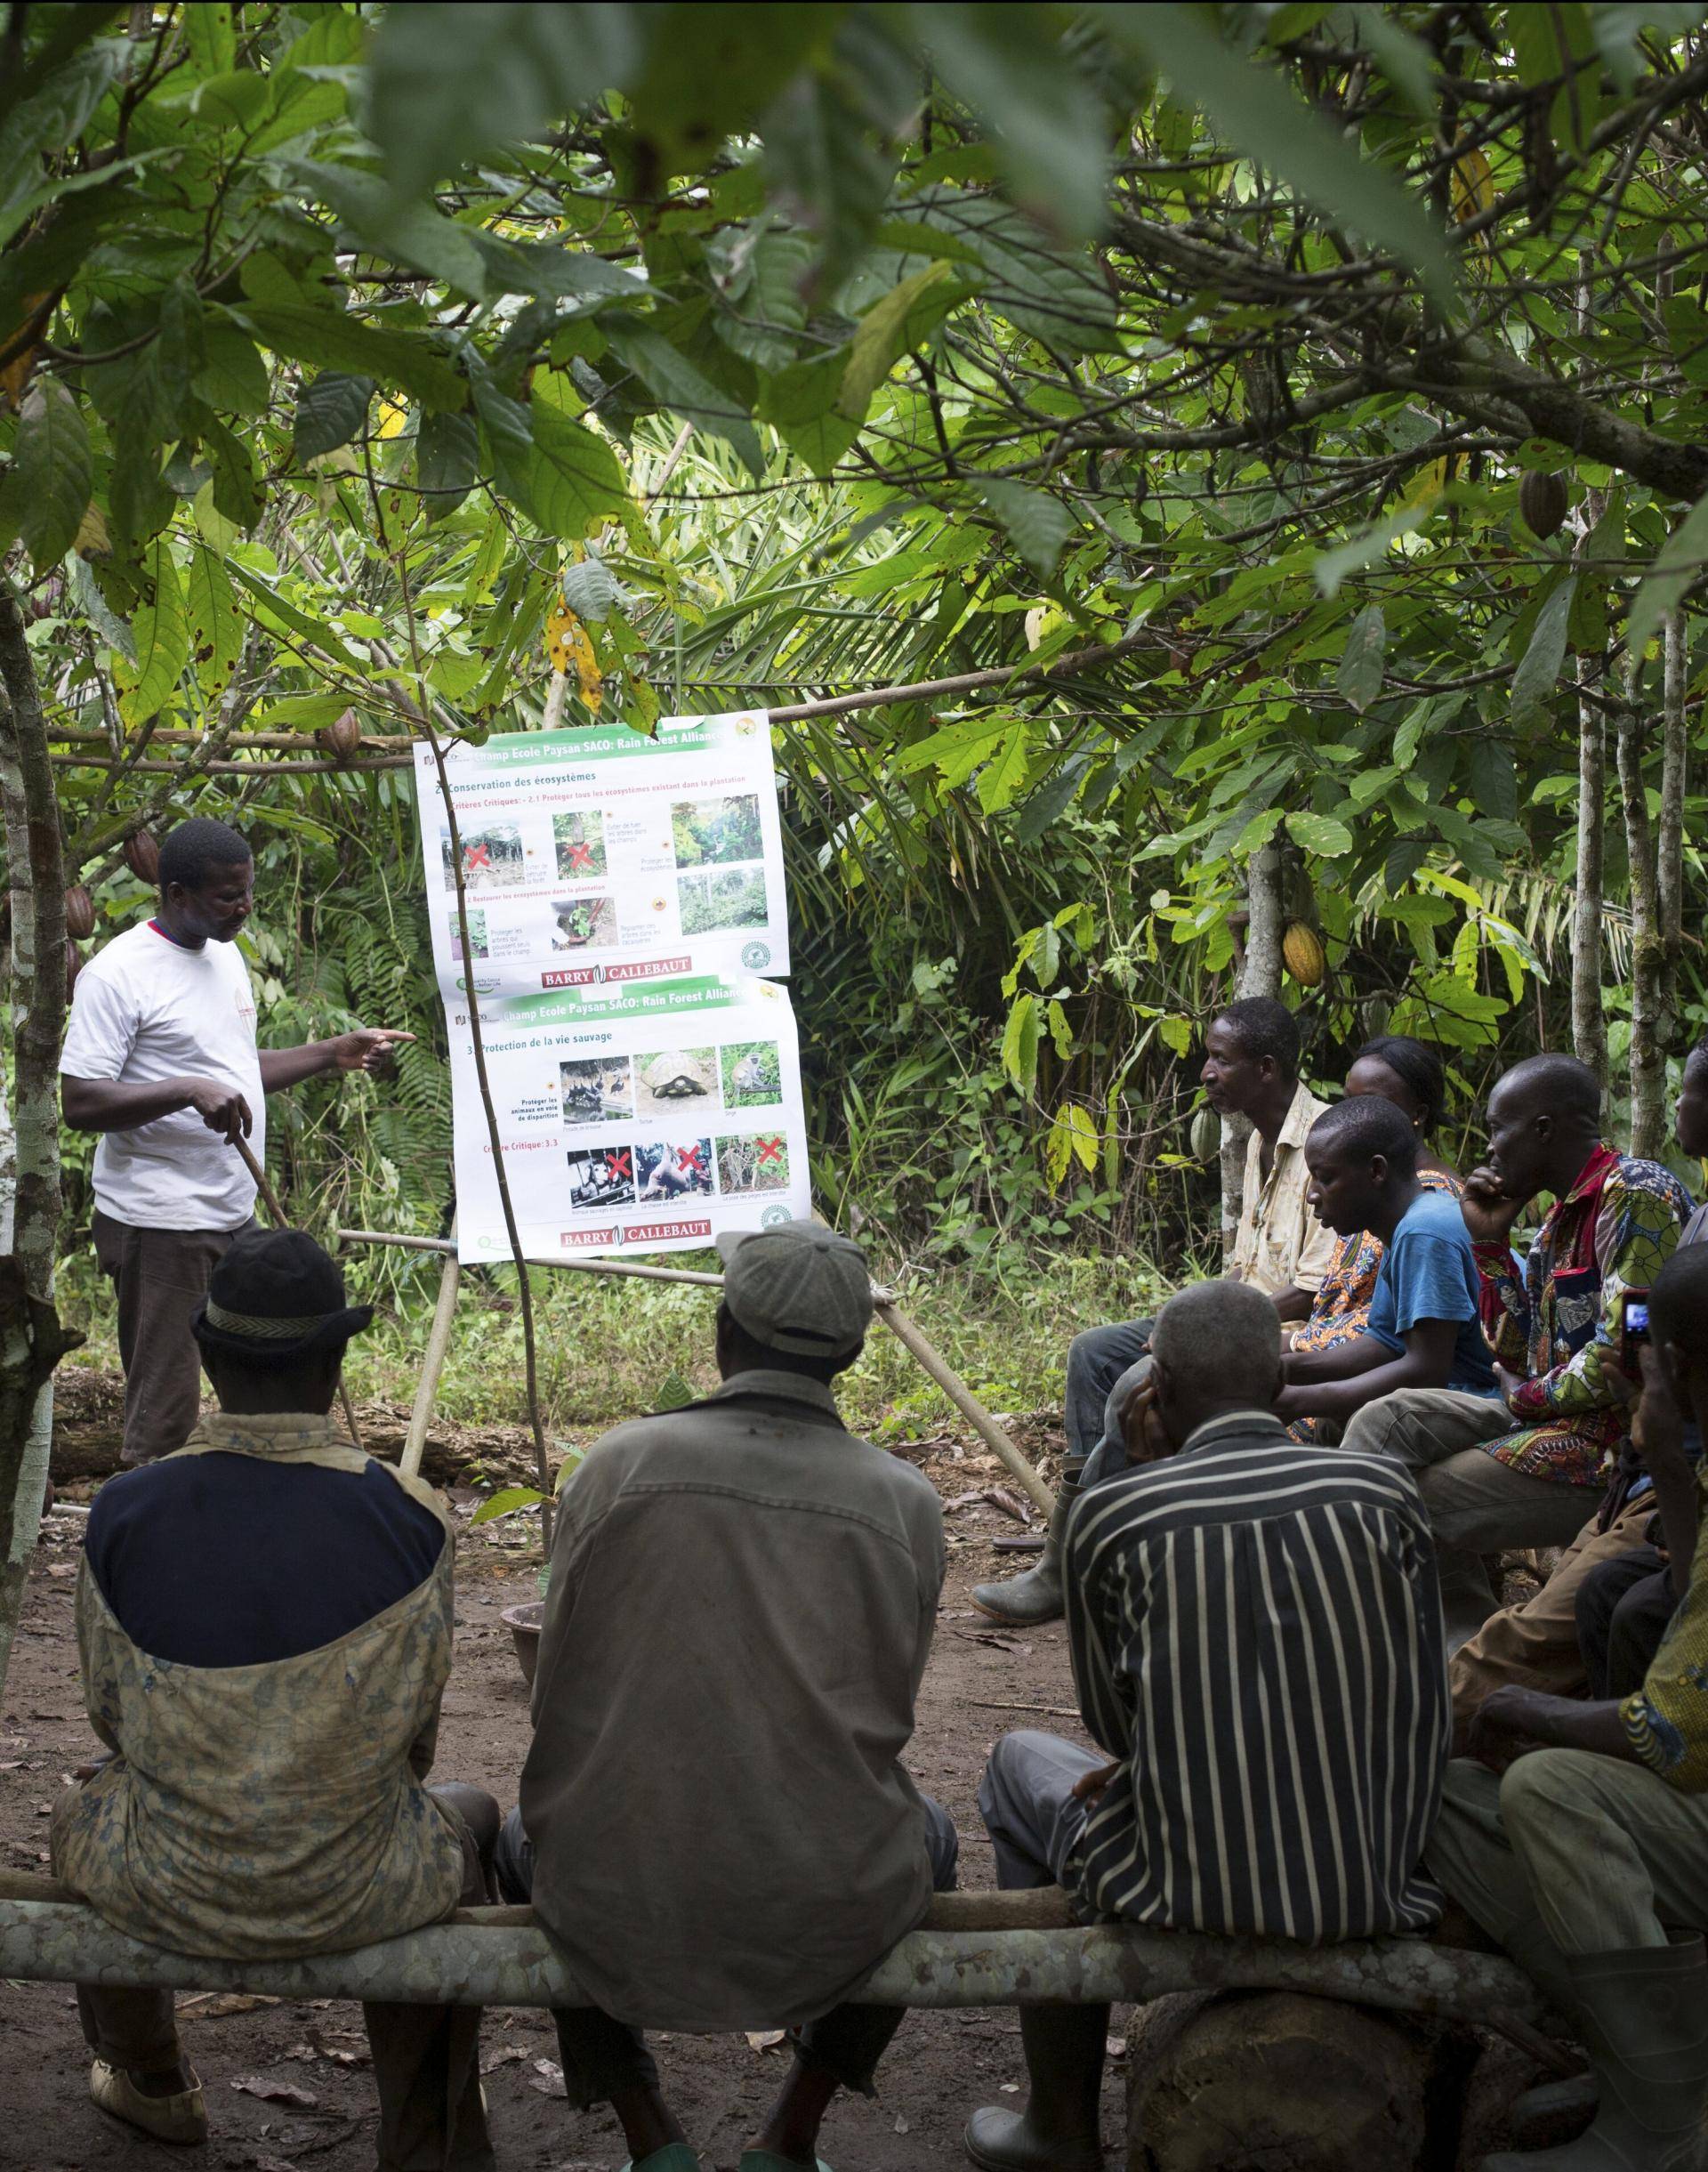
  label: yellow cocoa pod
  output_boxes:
[1283,920,1325,988]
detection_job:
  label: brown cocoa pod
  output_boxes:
[316,708,362,763]
[1519,470,1569,539]
[65,937,83,995]
[64,884,95,940]
[123,828,160,884]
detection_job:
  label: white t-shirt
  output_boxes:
[60,920,264,1232]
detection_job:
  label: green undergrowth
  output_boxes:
[56,1244,1194,1453]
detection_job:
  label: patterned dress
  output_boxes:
[1473,1146,1692,1485]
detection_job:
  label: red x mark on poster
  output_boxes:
[676,1143,705,1174]
[605,1149,633,1181]
[756,1135,785,1165]
[465,842,491,871]
[565,842,592,872]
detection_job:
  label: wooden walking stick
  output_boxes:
[230,1134,364,1449]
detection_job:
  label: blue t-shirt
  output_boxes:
[1367,1191,1496,1394]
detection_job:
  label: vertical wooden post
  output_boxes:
[402,1216,461,1481]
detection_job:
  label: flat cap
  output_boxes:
[715,1219,872,1359]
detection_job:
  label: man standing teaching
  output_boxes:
[60,818,413,1465]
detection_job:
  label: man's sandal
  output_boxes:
[89,2058,209,2144]
[622,2150,702,2172]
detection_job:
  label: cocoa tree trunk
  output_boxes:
[1571,698,1607,1088]
[0,577,75,1706]
[1221,840,1284,1259]
[1569,262,1609,1091]
[1658,608,1688,1038]
[1616,699,1665,1159]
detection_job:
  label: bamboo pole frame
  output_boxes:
[337,1225,1056,1516]
[44,624,1149,776]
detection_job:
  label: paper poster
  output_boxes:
[415,711,790,996]
[445,974,811,1262]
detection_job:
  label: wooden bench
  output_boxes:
[0,1871,1537,2026]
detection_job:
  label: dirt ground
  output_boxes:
[0,1417,1132,2172]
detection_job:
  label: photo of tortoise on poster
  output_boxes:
[415,710,790,996]
[442,974,811,1262]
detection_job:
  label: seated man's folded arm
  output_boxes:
[1281,1317,1461,1421]
[1509,1177,1683,1423]
[1470,1239,1534,1375]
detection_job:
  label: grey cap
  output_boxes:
[715,1219,873,1359]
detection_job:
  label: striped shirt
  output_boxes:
[1062,1412,1448,1943]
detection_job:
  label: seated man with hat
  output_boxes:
[494,1218,956,2172]
[52,1229,499,2170]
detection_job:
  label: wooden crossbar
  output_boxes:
[0,1878,1539,2026]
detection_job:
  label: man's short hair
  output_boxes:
[1688,1035,1708,1075]
[1213,997,1300,1075]
[157,818,252,893]
[1151,1280,1281,1408]
[1353,1034,1446,1134]
[1309,1095,1420,1178]
[1496,1051,1601,1128]
[1651,1244,1708,1352]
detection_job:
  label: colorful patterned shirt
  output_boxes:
[1623,1470,1708,1791]
[1473,1145,1691,1485]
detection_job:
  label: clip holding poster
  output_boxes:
[416,711,790,998]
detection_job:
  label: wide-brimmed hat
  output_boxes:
[715,1218,872,1359]
[192,1228,373,1367]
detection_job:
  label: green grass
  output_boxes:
[56,1243,1198,1451]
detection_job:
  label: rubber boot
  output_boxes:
[963,2004,1106,2171]
[972,1462,1084,1627]
[1501,1918,1597,2136]
[1484,1937,1708,2171]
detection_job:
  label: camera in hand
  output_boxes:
[1620,1289,1652,1375]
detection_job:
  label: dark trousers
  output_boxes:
[93,1211,254,1464]
[977,1731,1100,1892]
[77,1788,496,2171]
[1064,1318,1154,1461]
[494,1797,959,2103]
[1576,1541,1679,1699]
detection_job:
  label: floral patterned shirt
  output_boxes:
[1472,1145,1692,1485]
[1623,1471,1708,1790]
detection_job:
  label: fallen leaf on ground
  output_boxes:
[231,2077,318,2108]
[479,2044,529,2074]
[178,1982,273,2019]
[745,2030,786,2053]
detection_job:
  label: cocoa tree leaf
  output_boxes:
[16,376,92,573]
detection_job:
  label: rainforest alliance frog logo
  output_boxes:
[761,1203,793,1228]
[740,941,771,970]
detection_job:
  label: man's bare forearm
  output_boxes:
[259,1044,341,1093]
[63,1073,200,1133]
